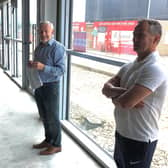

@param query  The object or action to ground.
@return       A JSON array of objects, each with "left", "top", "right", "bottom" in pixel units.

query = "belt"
[{"left": 43, "top": 81, "right": 58, "bottom": 85}]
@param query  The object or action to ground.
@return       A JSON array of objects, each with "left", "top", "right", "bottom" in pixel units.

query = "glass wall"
[
  {"left": 2, "top": 0, "right": 23, "bottom": 85},
  {"left": 16, "top": 0, "right": 23, "bottom": 80},
  {"left": 68, "top": 0, "right": 168, "bottom": 167},
  {"left": 69, "top": 0, "right": 124, "bottom": 156},
  {"left": 0, "top": 9, "right": 3, "bottom": 66},
  {"left": 29, "top": 0, "right": 37, "bottom": 61},
  {"left": 0, "top": 0, "right": 38, "bottom": 88},
  {"left": 1, "top": 0, "right": 37, "bottom": 88},
  {"left": 3, "top": 4, "right": 9, "bottom": 70}
]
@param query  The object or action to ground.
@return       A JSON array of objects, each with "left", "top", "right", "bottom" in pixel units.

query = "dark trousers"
[
  {"left": 34, "top": 81, "right": 61, "bottom": 147},
  {"left": 114, "top": 131, "right": 157, "bottom": 168}
]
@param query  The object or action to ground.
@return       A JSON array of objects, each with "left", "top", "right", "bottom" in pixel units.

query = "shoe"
[
  {"left": 33, "top": 140, "right": 51, "bottom": 149},
  {"left": 39, "top": 146, "right": 62, "bottom": 155}
]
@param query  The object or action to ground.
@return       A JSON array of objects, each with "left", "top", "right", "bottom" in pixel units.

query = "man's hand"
[
  {"left": 102, "top": 83, "right": 113, "bottom": 98},
  {"left": 134, "top": 101, "right": 145, "bottom": 108},
  {"left": 28, "top": 60, "right": 33, "bottom": 67},
  {"left": 102, "top": 82, "right": 126, "bottom": 98},
  {"left": 30, "top": 61, "right": 45, "bottom": 70}
]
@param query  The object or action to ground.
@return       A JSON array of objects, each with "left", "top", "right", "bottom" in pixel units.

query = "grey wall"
[
  {"left": 85, "top": 0, "right": 168, "bottom": 21},
  {"left": 150, "top": 0, "right": 168, "bottom": 19},
  {"left": 44, "top": 0, "right": 57, "bottom": 37}
]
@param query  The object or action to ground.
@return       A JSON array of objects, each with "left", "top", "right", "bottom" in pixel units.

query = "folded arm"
[
  {"left": 112, "top": 84, "right": 152, "bottom": 109},
  {"left": 102, "top": 75, "right": 150, "bottom": 109},
  {"left": 102, "top": 75, "right": 127, "bottom": 98}
]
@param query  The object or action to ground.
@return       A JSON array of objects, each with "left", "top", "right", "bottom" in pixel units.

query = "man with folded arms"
[{"left": 102, "top": 19, "right": 168, "bottom": 167}]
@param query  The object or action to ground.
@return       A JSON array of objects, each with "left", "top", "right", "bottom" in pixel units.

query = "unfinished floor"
[{"left": 0, "top": 69, "right": 102, "bottom": 168}]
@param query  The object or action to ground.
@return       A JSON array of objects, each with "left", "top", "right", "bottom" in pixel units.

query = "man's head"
[
  {"left": 133, "top": 19, "right": 162, "bottom": 59},
  {"left": 39, "top": 21, "right": 54, "bottom": 43}
]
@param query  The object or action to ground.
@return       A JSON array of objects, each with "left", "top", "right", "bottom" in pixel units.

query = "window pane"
[
  {"left": 0, "top": 10, "right": 2, "bottom": 66},
  {"left": 29, "top": 0, "right": 37, "bottom": 61},
  {"left": 69, "top": 56, "right": 119, "bottom": 155},
  {"left": 69, "top": 0, "right": 168, "bottom": 167},
  {"left": 17, "top": 0, "right": 22, "bottom": 40},
  {"left": 17, "top": 42, "right": 22, "bottom": 79}
]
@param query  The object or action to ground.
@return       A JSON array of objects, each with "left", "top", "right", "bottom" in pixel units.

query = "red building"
[
  {"left": 92, "top": 20, "right": 137, "bottom": 55},
  {"left": 72, "top": 20, "right": 137, "bottom": 55}
]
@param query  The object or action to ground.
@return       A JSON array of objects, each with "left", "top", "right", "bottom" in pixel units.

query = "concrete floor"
[{"left": 0, "top": 69, "right": 101, "bottom": 168}]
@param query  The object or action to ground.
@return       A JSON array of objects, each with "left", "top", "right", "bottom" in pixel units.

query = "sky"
[{"left": 73, "top": 0, "right": 86, "bottom": 22}]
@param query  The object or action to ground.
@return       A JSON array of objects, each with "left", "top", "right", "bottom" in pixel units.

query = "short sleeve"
[
  {"left": 117, "top": 62, "right": 132, "bottom": 78},
  {"left": 136, "top": 64, "right": 167, "bottom": 91}
]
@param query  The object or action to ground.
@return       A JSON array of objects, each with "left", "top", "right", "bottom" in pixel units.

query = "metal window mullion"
[
  {"left": 147, "top": 0, "right": 151, "bottom": 18},
  {"left": 1, "top": 6, "right": 5, "bottom": 67},
  {"left": 15, "top": 4, "right": 18, "bottom": 77},
  {"left": 22, "top": 0, "right": 29, "bottom": 89},
  {"left": 7, "top": 3, "right": 10, "bottom": 70},
  {"left": 67, "top": 50, "right": 125, "bottom": 67},
  {"left": 59, "top": 0, "right": 73, "bottom": 120}
]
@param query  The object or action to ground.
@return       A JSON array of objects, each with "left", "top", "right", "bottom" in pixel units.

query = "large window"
[
  {"left": 2, "top": 0, "right": 23, "bottom": 86},
  {"left": 1, "top": 0, "right": 37, "bottom": 88},
  {"left": 0, "top": 9, "right": 3, "bottom": 66},
  {"left": 16, "top": 0, "right": 22, "bottom": 80},
  {"left": 29, "top": 0, "right": 37, "bottom": 61},
  {"left": 68, "top": 0, "right": 168, "bottom": 167}
]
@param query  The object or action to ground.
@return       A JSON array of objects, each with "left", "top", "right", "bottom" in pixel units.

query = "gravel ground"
[{"left": 69, "top": 56, "right": 168, "bottom": 168}]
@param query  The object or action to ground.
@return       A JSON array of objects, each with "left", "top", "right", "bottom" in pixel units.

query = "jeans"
[
  {"left": 34, "top": 81, "right": 61, "bottom": 147},
  {"left": 114, "top": 131, "right": 157, "bottom": 168}
]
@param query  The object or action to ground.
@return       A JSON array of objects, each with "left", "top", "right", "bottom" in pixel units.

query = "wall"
[
  {"left": 44, "top": 0, "right": 57, "bottom": 37},
  {"left": 85, "top": 0, "right": 168, "bottom": 21},
  {"left": 157, "top": 20, "right": 168, "bottom": 56}
]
